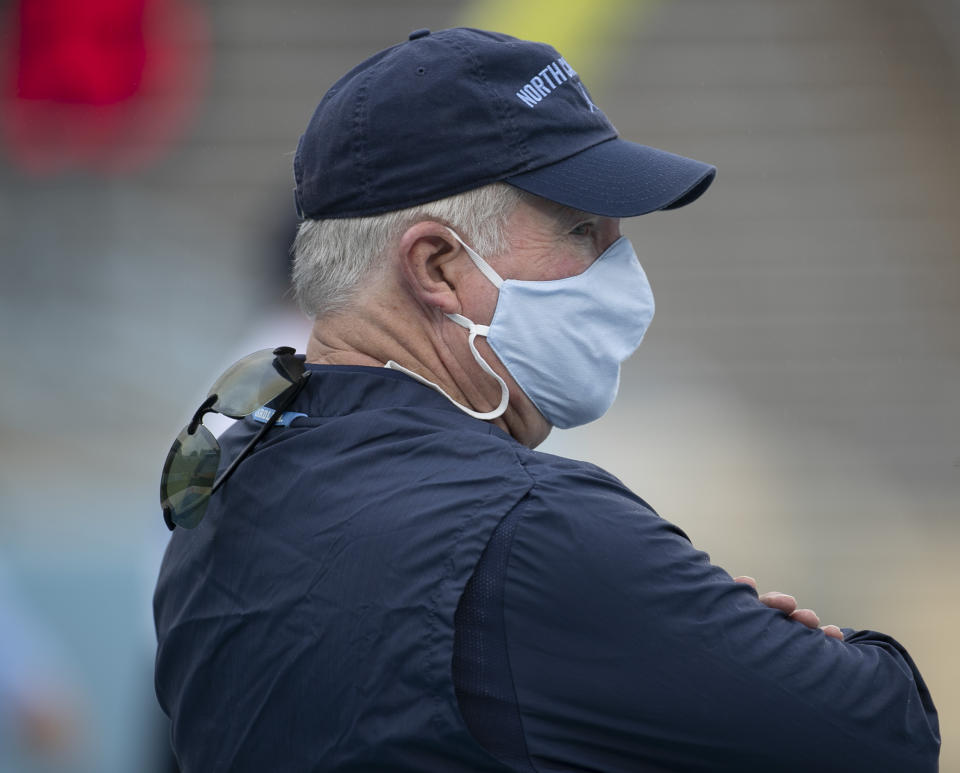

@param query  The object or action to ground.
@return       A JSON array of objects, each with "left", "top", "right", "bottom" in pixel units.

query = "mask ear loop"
[
  {"left": 384, "top": 228, "right": 510, "bottom": 421},
  {"left": 386, "top": 313, "right": 509, "bottom": 421},
  {"left": 444, "top": 313, "right": 510, "bottom": 419},
  {"left": 446, "top": 228, "right": 504, "bottom": 289}
]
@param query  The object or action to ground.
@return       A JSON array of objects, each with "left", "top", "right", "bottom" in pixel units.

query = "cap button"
[{"left": 408, "top": 28, "right": 430, "bottom": 41}]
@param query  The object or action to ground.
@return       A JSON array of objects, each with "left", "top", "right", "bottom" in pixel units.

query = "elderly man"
[{"left": 154, "top": 28, "right": 939, "bottom": 772}]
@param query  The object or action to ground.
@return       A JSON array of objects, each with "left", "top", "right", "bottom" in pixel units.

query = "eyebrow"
[{"left": 547, "top": 202, "right": 596, "bottom": 229}]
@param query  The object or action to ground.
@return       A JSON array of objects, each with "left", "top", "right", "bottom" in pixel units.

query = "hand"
[{"left": 734, "top": 576, "right": 844, "bottom": 640}]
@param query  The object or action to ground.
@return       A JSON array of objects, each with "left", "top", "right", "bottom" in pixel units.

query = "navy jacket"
[{"left": 154, "top": 365, "right": 939, "bottom": 772}]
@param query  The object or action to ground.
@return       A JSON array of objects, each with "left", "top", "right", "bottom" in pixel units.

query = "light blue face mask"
[{"left": 387, "top": 229, "right": 655, "bottom": 429}]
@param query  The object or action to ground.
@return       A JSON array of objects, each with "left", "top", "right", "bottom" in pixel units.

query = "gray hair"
[{"left": 291, "top": 183, "right": 525, "bottom": 318}]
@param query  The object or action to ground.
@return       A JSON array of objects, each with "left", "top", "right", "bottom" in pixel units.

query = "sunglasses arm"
[{"left": 209, "top": 371, "right": 312, "bottom": 497}]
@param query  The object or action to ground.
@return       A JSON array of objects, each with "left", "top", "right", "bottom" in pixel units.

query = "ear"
[{"left": 397, "top": 221, "right": 465, "bottom": 315}]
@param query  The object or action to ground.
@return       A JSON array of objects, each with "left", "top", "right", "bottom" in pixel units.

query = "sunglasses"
[{"left": 160, "top": 346, "right": 310, "bottom": 531}]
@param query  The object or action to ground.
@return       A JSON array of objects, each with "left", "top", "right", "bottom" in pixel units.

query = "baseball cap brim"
[{"left": 504, "top": 138, "right": 716, "bottom": 217}]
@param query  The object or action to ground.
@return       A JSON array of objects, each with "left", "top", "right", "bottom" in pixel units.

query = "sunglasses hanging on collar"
[{"left": 160, "top": 347, "right": 310, "bottom": 531}]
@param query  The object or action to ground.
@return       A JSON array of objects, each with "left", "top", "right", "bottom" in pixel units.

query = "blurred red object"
[{"left": 1, "top": 0, "right": 209, "bottom": 175}]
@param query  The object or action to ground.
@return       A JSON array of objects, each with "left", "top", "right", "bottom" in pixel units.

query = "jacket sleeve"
[{"left": 502, "top": 467, "right": 940, "bottom": 773}]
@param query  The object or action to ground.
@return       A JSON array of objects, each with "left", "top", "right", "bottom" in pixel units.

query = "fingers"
[
  {"left": 733, "top": 575, "right": 757, "bottom": 590},
  {"left": 821, "top": 624, "right": 844, "bottom": 640},
  {"left": 743, "top": 579, "right": 844, "bottom": 638},
  {"left": 765, "top": 596, "right": 841, "bottom": 636},
  {"left": 758, "top": 591, "right": 797, "bottom": 615},
  {"left": 789, "top": 608, "right": 820, "bottom": 629}
]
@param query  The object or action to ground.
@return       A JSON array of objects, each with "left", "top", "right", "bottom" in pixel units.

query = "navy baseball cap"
[{"left": 294, "top": 28, "right": 715, "bottom": 219}]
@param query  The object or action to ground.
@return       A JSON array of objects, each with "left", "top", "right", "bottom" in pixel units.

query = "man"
[{"left": 154, "top": 28, "right": 939, "bottom": 771}]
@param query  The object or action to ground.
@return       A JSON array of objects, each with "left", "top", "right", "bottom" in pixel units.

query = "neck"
[
  {"left": 304, "top": 295, "right": 497, "bottom": 407},
  {"left": 304, "top": 288, "right": 549, "bottom": 448}
]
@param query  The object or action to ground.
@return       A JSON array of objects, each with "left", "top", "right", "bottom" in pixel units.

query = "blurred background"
[{"left": 0, "top": 0, "right": 956, "bottom": 769}]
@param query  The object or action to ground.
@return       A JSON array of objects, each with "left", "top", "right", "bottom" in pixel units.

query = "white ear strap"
[
  {"left": 461, "top": 323, "right": 509, "bottom": 419},
  {"left": 383, "top": 231, "right": 508, "bottom": 421},
  {"left": 447, "top": 313, "right": 489, "bottom": 336},
  {"left": 384, "top": 316, "right": 508, "bottom": 422},
  {"left": 446, "top": 228, "right": 504, "bottom": 289}
]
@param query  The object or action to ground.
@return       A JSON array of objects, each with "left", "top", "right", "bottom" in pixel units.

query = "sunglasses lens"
[
  {"left": 207, "top": 349, "right": 297, "bottom": 418},
  {"left": 160, "top": 424, "right": 220, "bottom": 529}
]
